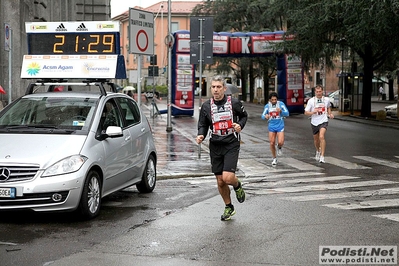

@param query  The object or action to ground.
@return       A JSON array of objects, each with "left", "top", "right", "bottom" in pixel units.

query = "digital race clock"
[
  {"left": 22, "top": 21, "right": 127, "bottom": 80},
  {"left": 25, "top": 21, "right": 121, "bottom": 55}
]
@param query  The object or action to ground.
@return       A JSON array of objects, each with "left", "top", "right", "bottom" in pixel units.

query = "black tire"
[
  {"left": 78, "top": 170, "right": 102, "bottom": 219},
  {"left": 136, "top": 154, "right": 156, "bottom": 193}
]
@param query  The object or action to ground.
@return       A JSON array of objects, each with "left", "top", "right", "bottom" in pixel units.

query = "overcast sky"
[
  {"left": 110, "top": 0, "right": 200, "bottom": 18},
  {"left": 111, "top": 0, "right": 162, "bottom": 17}
]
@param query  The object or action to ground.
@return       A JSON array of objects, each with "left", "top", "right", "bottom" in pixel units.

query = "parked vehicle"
[
  {"left": 0, "top": 81, "right": 157, "bottom": 219},
  {"left": 304, "top": 90, "right": 313, "bottom": 106},
  {"left": 328, "top": 90, "right": 340, "bottom": 108},
  {"left": 385, "top": 103, "right": 398, "bottom": 117}
]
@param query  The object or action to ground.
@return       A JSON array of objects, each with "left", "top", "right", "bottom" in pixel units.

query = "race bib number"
[
  {"left": 214, "top": 120, "right": 233, "bottom": 131},
  {"left": 269, "top": 107, "right": 279, "bottom": 119},
  {"left": 315, "top": 103, "right": 326, "bottom": 115}
]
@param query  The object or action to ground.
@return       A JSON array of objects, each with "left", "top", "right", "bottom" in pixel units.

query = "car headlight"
[{"left": 42, "top": 155, "right": 88, "bottom": 177}]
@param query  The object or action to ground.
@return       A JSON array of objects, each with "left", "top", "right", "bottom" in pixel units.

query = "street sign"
[
  {"left": 129, "top": 8, "right": 154, "bottom": 55},
  {"left": 190, "top": 17, "right": 213, "bottom": 65},
  {"left": 4, "top": 23, "right": 10, "bottom": 51}
]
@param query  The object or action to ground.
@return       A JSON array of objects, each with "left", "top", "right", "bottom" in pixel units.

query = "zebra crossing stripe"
[
  {"left": 354, "top": 156, "right": 399, "bottom": 168},
  {"left": 241, "top": 172, "right": 325, "bottom": 183},
  {"left": 373, "top": 213, "right": 399, "bottom": 222},
  {"left": 238, "top": 158, "right": 291, "bottom": 176},
  {"left": 182, "top": 171, "right": 325, "bottom": 185},
  {"left": 279, "top": 158, "right": 322, "bottom": 170},
  {"left": 246, "top": 175, "right": 361, "bottom": 188},
  {"left": 249, "top": 179, "right": 394, "bottom": 194},
  {"left": 324, "top": 157, "right": 370, "bottom": 169},
  {"left": 323, "top": 198, "right": 399, "bottom": 210},
  {"left": 283, "top": 186, "right": 399, "bottom": 201}
]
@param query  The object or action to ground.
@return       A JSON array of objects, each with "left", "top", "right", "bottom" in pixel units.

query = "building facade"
[{"left": 112, "top": 1, "right": 202, "bottom": 90}]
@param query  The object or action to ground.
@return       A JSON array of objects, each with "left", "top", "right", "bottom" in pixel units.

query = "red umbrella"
[{"left": 0, "top": 85, "right": 6, "bottom": 94}]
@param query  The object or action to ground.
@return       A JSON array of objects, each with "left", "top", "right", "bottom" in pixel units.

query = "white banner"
[{"left": 20, "top": 55, "right": 118, "bottom": 79}]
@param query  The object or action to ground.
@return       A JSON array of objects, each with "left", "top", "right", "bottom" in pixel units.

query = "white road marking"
[
  {"left": 245, "top": 175, "right": 361, "bottom": 189},
  {"left": 373, "top": 213, "right": 399, "bottom": 222},
  {"left": 323, "top": 157, "right": 371, "bottom": 169},
  {"left": 249, "top": 180, "right": 393, "bottom": 195},
  {"left": 283, "top": 186, "right": 399, "bottom": 201},
  {"left": 323, "top": 198, "right": 399, "bottom": 210},
  {"left": 238, "top": 158, "right": 292, "bottom": 176},
  {"left": 354, "top": 156, "right": 399, "bottom": 168},
  {"left": 279, "top": 157, "right": 323, "bottom": 171}
]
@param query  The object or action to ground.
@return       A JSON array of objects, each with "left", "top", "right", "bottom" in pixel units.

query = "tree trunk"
[
  {"left": 249, "top": 63, "right": 254, "bottom": 102},
  {"left": 241, "top": 68, "right": 247, "bottom": 102},
  {"left": 360, "top": 48, "right": 373, "bottom": 117},
  {"left": 263, "top": 63, "right": 269, "bottom": 104},
  {"left": 388, "top": 77, "right": 394, "bottom": 100}
]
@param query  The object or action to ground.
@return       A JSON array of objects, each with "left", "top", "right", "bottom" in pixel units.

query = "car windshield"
[{"left": 0, "top": 96, "right": 98, "bottom": 133}]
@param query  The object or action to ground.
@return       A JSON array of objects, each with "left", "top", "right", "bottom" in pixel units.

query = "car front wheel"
[
  {"left": 136, "top": 154, "right": 156, "bottom": 193},
  {"left": 78, "top": 170, "right": 102, "bottom": 219}
]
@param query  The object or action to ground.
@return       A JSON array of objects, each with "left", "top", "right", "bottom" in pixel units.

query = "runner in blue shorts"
[{"left": 261, "top": 92, "right": 289, "bottom": 165}]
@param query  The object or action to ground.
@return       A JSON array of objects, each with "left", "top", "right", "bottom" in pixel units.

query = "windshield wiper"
[{"left": 5, "top": 125, "right": 58, "bottom": 129}]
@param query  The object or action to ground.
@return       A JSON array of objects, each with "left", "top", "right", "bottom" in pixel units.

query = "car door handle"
[
  {"left": 141, "top": 128, "right": 145, "bottom": 132},
  {"left": 125, "top": 135, "right": 131, "bottom": 141}
]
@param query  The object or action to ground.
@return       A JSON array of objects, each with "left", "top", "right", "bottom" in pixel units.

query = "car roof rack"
[{"left": 25, "top": 79, "right": 118, "bottom": 96}]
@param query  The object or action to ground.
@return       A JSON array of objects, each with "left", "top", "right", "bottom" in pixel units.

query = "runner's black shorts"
[
  {"left": 209, "top": 140, "right": 240, "bottom": 174},
  {"left": 311, "top": 122, "right": 328, "bottom": 135}
]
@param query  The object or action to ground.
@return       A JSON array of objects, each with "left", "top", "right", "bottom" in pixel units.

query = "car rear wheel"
[
  {"left": 78, "top": 170, "right": 102, "bottom": 219},
  {"left": 136, "top": 154, "right": 156, "bottom": 193}
]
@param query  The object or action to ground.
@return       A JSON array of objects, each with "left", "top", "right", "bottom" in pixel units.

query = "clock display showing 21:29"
[{"left": 28, "top": 33, "right": 116, "bottom": 55}]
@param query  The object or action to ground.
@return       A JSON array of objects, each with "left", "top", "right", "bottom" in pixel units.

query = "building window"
[{"left": 171, "top": 22, "right": 179, "bottom": 33}]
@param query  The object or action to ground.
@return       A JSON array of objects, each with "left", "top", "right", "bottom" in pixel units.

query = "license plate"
[{"left": 0, "top": 187, "right": 16, "bottom": 198}]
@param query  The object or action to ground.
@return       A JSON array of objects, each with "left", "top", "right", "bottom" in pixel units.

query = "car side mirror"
[
  {"left": 105, "top": 126, "right": 123, "bottom": 138},
  {"left": 97, "top": 126, "right": 123, "bottom": 140}
]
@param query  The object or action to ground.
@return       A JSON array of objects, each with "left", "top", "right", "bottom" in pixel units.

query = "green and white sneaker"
[
  {"left": 221, "top": 206, "right": 236, "bottom": 221},
  {"left": 235, "top": 180, "right": 245, "bottom": 203}
]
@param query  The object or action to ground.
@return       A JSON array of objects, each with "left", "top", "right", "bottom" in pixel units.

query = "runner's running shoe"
[
  {"left": 315, "top": 151, "right": 321, "bottom": 161},
  {"left": 235, "top": 180, "right": 245, "bottom": 203},
  {"left": 277, "top": 146, "right": 283, "bottom": 156},
  {"left": 272, "top": 158, "right": 278, "bottom": 166},
  {"left": 319, "top": 156, "right": 325, "bottom": 163},
  {"left": 221, "top": 206, "right": 236, "bottom": 221}
]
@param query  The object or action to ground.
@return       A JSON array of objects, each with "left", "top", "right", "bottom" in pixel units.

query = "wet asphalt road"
[{"left": 1, "top": 98, "right": 399, "bottom": 266}]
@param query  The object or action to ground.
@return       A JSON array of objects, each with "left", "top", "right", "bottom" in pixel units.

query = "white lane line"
[
  {"left": 373, "top": 213, "right": 399, "bottom": 222},
  {"left": 238, "top": 159, "right": 292, "bottom": 176},
  {"left": 240, "top": 172, "right": 325, "bottom": 183},
  {"left": 182, "top": 172, "right": 325, "bottom": 185},
  {"left": 323, "top": 157, "right": 371, "bottom": 169},
  {"left": 245, "top": 176, "right": 361, "bottom": 189},
  {"left": 324, "top": 199, "right": 399, "bottom": 210},
  {"left": 279, "top": 157, "right": 323, "bottom": 171},
  {"left": 284, "top": 186, "right": 399, "bottom": 201},
  {"left": 250, "top": 180, "right": 393, "bottom": 195},
  {"left": 354, "top": 156, "right": 399, "bottom": 168}
]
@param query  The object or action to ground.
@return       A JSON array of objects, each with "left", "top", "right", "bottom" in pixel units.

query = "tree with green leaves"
[{"left": 270, "top": 0, "right": 399, "bottom": 117}]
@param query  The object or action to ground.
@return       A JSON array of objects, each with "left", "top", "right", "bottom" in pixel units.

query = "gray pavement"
[{"left": 141, "top": 97, "right": 399, "bottom": 180}]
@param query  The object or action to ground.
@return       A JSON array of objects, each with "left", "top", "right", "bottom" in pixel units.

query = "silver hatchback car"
[{"left": 0, "top": 81, "right": 157, "bottom": 219}]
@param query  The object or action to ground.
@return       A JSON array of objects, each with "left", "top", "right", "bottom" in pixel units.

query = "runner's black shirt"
[{"left": 197, "top": 95, "right": 248, "bottom": 144}]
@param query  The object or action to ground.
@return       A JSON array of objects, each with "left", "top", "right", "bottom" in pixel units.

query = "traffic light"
[
  {"left": 150, "top": 55, "right": 157, "bottom": 65},
  {"left": 148, "top": 66, "right": 159, "bottom": 76}
]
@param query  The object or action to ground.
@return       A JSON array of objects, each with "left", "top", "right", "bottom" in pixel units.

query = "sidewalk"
[{"left": 141, "top": 97, "right": 399, "bottom": 180}]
